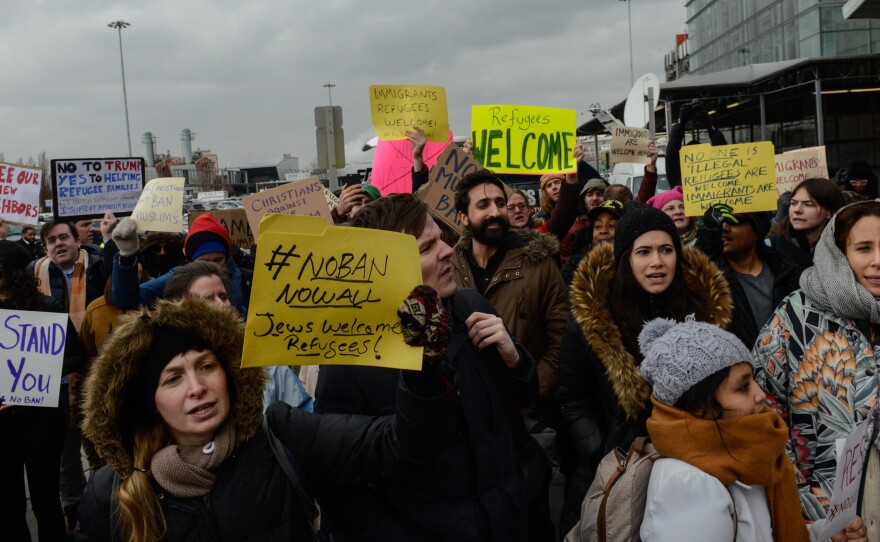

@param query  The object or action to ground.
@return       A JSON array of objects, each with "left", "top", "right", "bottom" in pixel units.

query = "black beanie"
[
  {"left": 613, "top": 201, "right": 681, "bottom": 264},
  {"left": 846, "top": 160, "right": 877, "bottom": 183},
  {"left": 0, "top": 240, "right": 32, "bottom": 272},
  {"left": 741, "top": 211, "right": 772, "bottom": 241}
]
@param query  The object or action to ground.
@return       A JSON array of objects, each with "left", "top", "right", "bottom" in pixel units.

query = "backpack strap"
[
  {"left": 262, "top": 415, "right": 319, "bottom": 532},
  {"left": 597, "top": 436, "right": 660, "bottom": 542}
]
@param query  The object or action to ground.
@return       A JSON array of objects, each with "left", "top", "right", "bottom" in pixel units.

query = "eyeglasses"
[{"left": 507, "top": 203, "right": 529, "bottom": 211}]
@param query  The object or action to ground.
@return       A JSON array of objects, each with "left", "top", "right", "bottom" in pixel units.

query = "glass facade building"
[{"left": 686, "top": 0, "right": 880, "bottom": 75}]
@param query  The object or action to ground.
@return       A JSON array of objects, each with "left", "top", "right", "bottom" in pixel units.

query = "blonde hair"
[{"left": 117, "top": 425, "right": 169, "bottom": 542}]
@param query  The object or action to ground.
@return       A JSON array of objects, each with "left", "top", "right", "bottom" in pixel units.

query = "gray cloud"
[{"left": 0, "top": 0, "right": 684, "bottom": 170}]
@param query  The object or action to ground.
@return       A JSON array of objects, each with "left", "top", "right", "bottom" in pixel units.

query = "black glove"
[
  {"left": 775, "top": 191, "right": 792, "bottom": 222},
  {"left": 691, "top": 100, "right": 709, "bottom": 128},
  {"left": 678, "top": 103, "right": 693, "bottom": 125},
  {"left": 702, "top": 203, "right": 739, "bottom": 231}
]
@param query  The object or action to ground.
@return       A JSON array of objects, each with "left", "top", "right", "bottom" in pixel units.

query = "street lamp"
[
  {"left": 323, "top": 83, "right": 336, "bottom": 106},
  {"left": 619, "top": 0, "right": 634, "bottom": 87},
  {"left": 108, "top": 20, "right": 132, "bottom": 157}
]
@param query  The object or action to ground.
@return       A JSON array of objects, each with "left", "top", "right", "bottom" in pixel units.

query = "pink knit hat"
[{"left": 646, "top": 186, "right": 684, "bottom": 210}]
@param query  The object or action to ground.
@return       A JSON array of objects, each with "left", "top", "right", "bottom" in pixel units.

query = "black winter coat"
[
  {"left": 314, "top": 288, "right": 539, "bottom": 541},
  {"left": 554, "top": 243, "right": 733, "bottom": 538},
  {"left": 76, "top": 384, "right": 459, "bottom": 542}
]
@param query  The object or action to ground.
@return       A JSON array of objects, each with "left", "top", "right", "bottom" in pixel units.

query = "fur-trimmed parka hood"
[
  {"left": 454, "top": 227, "right": 560, "bottom": 264},
  {"left": 82, "top": 296, "right": 266, "bottom": 477},
  {"left": 569, "top": 243, "right": 732, "bottom": 419},
  {"left": 140, "top": 231, "right": 184, "bottom": 252}
]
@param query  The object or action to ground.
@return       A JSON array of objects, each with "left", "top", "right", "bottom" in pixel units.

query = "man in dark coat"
[
  {"left": 16, "top": 225, "right": 45, "bottom": 260},
  {"left": 314, "top": 194, "right": 539, "bottom": 541}
]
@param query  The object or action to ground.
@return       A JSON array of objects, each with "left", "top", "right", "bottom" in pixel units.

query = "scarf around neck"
[
  {"left": 647, "top": 399, "right": 809, "bottom": 542},
  {"left": 36, "top": 249, "right": 88, "bottom": 332},
  {"left": 151, "top": 422, "right": 236, "bottom": 498},
  {"left": 801, "top": 203, "right": 880, "bottom": 323}
]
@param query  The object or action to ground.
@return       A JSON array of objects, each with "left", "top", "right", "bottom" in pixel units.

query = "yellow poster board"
[
  {"left": 242, "top": 214, "right": 424, "bottom": 370},
  {"left": 774, "top": 146, "right": 828, "bottom": 196},
  {"left": 370, "top": 85, "right": 449, "bottom": 142},
  {"left": 131, "top": 177, "right": 185, "bottom": 232},
  {"left": 470, "top": 105, "right": 577, "bottom": 174},
  {"left": 681, "top": 142, "right": 777, "bottom": 217}
]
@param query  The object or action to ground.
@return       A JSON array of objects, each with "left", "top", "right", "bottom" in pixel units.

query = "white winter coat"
[{"left": 640, "top": 458, "right": 773, "bottom": 542}]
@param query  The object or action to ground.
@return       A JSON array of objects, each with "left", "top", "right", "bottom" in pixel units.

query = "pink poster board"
[{"left": 370, "top": 131, "right": 453, "bottom": 195}]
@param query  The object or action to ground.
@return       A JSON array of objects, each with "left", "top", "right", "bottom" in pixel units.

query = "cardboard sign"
[
  {"left": 471, "top": 105, "right": 577, "bottom": 174},
  {"left": 680, "top": 142, "right": 778, "bottom": 217},
  {"left": 371, "top": 131, "right": 453, "bottom": 195},
  {"left": 0, "top": 309, "right": 68, "bottom": 408},
  {"left": 369, "top": 85, "right": 449, "bottom": 142},
  {"left": 188, "top": 209, "right": 255, "bottom": 249},
  {"left": 774, "top": 146, "right": 829, "bottom": 196},
  {"left": 610, "top": 126, "right": 652, "bottom": 165},
  {"left": 323, "top": 187, "right": 339, "bottom": 210},
  {"left": 51, "top": 158, "right": 145, "bottom": 220},
  {"left": 818, "top": 403, "right": 879, "bottom": 541},
  {"left": 417, "top": 144, "right": 484, "bottom": 232},
  {"left": 0, "top": 162, "right": 42, "bottom": 225},
  {"left": 131, "top": 177, "right": 185, "bottom": 232},
  {"left": 243, "top": 177, "right": 332, "bottom": 239},
  {"left": 241, "top": 214, "right": 423, "bottom": 370}
]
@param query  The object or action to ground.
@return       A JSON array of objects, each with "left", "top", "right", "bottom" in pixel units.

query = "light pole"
[
  {"left": 619, "top": 0, "right": 634, "bottom": 87},
  {"left": 108, "top": 20, "right": 132, "bottom": 157},
  {"left": 323, "top": 83, "right": 336, "bottom": 106}
]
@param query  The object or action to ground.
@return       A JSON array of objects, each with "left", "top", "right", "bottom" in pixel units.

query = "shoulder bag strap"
[{"left": 262, "top": 415, "right": 319, "bottom": 532}]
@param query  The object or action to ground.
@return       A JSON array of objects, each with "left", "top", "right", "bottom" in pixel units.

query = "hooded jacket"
[
  {"left": 554, "top": 243, "right": 732, "bottom": 537},
  {"left": 138, "top": 231, "right": 185, "bottom": 279},
  {"left": 451, "top": 228, "right": 568, "bottom": 403},
  {"left": 75, "top": 297, "right": 458, "bottom": 542}
]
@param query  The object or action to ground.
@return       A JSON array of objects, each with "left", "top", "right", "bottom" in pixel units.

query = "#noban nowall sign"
[{"left": 242, "top": 215, "right": 423, "bottom": 370}]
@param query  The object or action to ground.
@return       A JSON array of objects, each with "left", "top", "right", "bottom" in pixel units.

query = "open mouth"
[
  {"left": 864, "top": 275, "right": 880, "bottom": 286},
  {"left": 645, "top": 273, "right": 667, "bottom": 283},
  {"left": 188, "top": 402, "right": 216, "bottom": 417}
]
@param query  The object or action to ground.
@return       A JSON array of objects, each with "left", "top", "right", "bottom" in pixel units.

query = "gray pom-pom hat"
[{"left": 638, "top": 315, "right": 753, "bottom": 405}]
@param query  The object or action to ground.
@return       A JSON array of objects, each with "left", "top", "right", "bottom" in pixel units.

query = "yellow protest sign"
[
  {"left": 242, "top": 214, "right": 423, "bottom": 370},
  {"left": 131, "top": 177, "right": 185, "bottom": 232},
  {"left": 775, "top": 146, "right": 828, "bottom": 196},
  {"left": 370, "top": 85, "right": 449, "bottom": 142},
  {"left": 610, "top": 126, "right": 652, "bottom": 165},
  {"left": 242, "top": 177, "right": 332, "bottom": 239},
  {"left": 681, "top": 142, "right": 777, "bottom": 217},
  {"left": 471, "top": 105, "right": 577, "bottom": 174}
]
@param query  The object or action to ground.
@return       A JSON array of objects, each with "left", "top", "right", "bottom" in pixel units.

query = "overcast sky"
[{"left": 0, "top": 0, "right": 685, "bottom": 172}]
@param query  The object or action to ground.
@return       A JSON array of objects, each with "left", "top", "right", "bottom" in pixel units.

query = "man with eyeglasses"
[{"left": 27, "top": 218, "right": 105, "bottom": 535}]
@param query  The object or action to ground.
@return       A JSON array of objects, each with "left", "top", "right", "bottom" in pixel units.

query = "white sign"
[
  {"left": 0, "top": 162, "right": 42, "bottom": 225},
  {"left": 52, "top": 158, "right": 145, "bottom": 220},
  {"left": 818, "top": 403, "right": 879, "bottom": 541},
  {"left": 0, "top": 309, "right": 68, "bottom": 408}
]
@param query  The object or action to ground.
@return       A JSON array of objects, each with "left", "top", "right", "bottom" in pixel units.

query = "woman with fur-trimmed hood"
[
  {"left": 76, "top": 295, "right": 458, "bottom": 541},
  {"left": 555, "top": 201, "right": 733, "bottom": 538}
]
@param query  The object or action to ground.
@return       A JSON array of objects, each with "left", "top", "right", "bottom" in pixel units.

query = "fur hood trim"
[
  {"left": 454, "top": 228, "right": 559, "bottom": 264},
  {"left": 569, "top": 243, "right": 732, "bottom": 419},
  {"left": 82, "top": 296, "right": 267, "bottom": 477}
]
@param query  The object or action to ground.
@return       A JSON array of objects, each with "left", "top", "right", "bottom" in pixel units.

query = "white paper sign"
[
  {"left": 52, "top": 158, "right": 145, "bottom": 220},
  {"left": 0, "top": 309, "right": 68, "bottom": 408},
  {"left": 0, "top": 162, "right": 42, "bottom": 225},
  {"left": 818, "top": 402, "right": 879, "bottom": 541}
]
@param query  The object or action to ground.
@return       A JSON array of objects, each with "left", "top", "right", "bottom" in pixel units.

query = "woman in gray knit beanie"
[
  {"left": 637, "top": 316, "right": 823, "bottom": 542},
  {"left": 754, "top": 200, "right": 880, "bottom": 540}
]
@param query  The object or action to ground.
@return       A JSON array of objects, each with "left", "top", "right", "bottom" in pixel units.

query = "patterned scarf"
[
  {"left": 151, "top": 422, "right": 236, "bottom": 498},
  {"left": 800, "top": 204, "right": 880, "bottom": 324},
  {"left": 648, "top": 399, "right": 810, "bottom": 542},
  {"left": 36, "top": 249, "right": 88, "bottom": 332}
]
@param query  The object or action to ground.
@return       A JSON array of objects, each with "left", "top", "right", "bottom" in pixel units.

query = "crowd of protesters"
[{"left": 2, "top": 104, "right": 878, "bottom": 542}]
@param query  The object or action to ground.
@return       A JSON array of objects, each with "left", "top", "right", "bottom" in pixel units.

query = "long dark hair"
[
  {"left": 0, "top": 266, "right": 45, "bottom": 311},
  {"left": 609, "top": 243, "right": 707, "bottom": 360},
  {"left": 779, "top": 177, "right": 846, "bottom": 240},
  {"left": 673, "top": 366, "right": 732, "bottom": 420}
]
